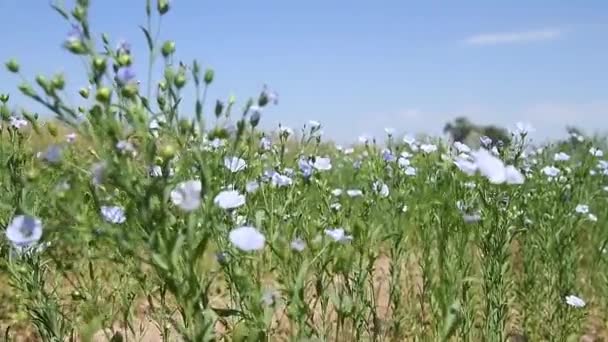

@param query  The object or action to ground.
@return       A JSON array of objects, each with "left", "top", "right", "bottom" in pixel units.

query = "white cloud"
[{"left": 464, "top": 28, "right": 563, "bottom": 46}]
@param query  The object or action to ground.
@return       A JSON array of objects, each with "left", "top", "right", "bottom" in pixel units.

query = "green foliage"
[{"left": 0, "top": 1, "right": 606, "bottom": 342}]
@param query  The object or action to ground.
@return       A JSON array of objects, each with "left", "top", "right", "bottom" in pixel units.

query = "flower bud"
[
  {"left": 214, "top": 100, "right": 224, "bottom": 118},
  {"left": 249, "top": 110, "right": 261, "bottom": 128},
  {"left": 0, "top": 94, "right": 9, "bottom": 103},
  {"left": 161, "top": 40, "right": 175, "bottom": 58},
  {"left": 35, "top": 75, "right": 49, "bottom": 91},
  {"left": 228, "top": 94, "right": 236, "bottom": 105},
  {"left": 157, "top": 0, "right": 170, "bottom": 15},
  {"left": 26, "top": 168, "right": 39, "bottom": 182},
  {"left": 65, "top": 40, "right": 87, "bottom": 54},
  {"left": 204, "top": 69, "right": 214, "bottom": 84},
  {"left": 5, "top": 59, "right": 19, "bottom": 73},
  {"left": 95, "top": 87, "right": 112, "bottom": 103}
]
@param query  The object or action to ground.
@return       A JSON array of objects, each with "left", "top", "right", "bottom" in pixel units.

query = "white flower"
[
  {"left": 420, "top": 144, "right": 437, "bottom": 153},
  {"left": 480, "top": 136, "right": 492, "bottom": 146},
  {"left": 214, "top": 190, "right": 246, "bottom": 210},
  {"left": 331, "top": 189, "right": 343, "bottom": 196},
  {"left": 149, "top": 165, "right": 163, "bottom": 177},
  {"left": 344, "top": 148, "right": 354, "bottom": 155},
  {"left": 565, "top": 295, "right": 586, "bottom": 308},
  {"left": 472, "top": 149, "right": 524, "bottom": 185},
  {"left": 246, "top": 181, "right": 260, "bottom": 193},
  {"left": 308, "top": 120, "right": 321, "bottom": 129},
  {"left": 313, "top": 157, "right": 332, "bottom": 171},
  {"left": 290, "top": 238, "right": 306, "bottom": 252},
  {"left": 384, "top": 127, "right": 395, "bottom": 136},
  {"left": 279, "top": 125, "right": 294, "bottom": 136},
  {"left": 398, "top": 157, "right": 411, "bottom": 168},
  {"left": 261, "top": 288, "right": 278, "bottom": 307},
  {"left": 229, "top": 226, "right": 265, "bottom": 251},
  {"left": 346, "top": 189, "right": 363, "bottom": 197},
  {"left": 325, "top": 228, "right": 353, "bottom": 243},
  {"left": 5, "top": 215, "right": 43, "bottom": 248},
  {"left": 224, "top": 157, "right": 247, "bottom": 172},
  {"left": 260, "top": 137, "right": 272, "bottom": 150},
  {"left": 170, "top": 180, "right": 202, "bottom": 211},
  {"left": 65, "top": 132, "right": 77, "bottom": 143},
  {"left": 100, "top": 206, "right": 126, "bottom": 224},
  {"left": 541, "top": 166, "right": 560, "bottom": 177},
  {"left": 271, "top": 173, "right": 293, "bottom": 187},
  {"left": 373, "top": 181, "right": 389, "bottom": 197},
  {"left": 330, "top": 202, "right": 342, "bottom": 211},
  {"left": 404, "top": 166, "right": 417, "bottom": 176},
  {"left": 514, "top": 122, "right": 534, "bottom": 135},
  {"left": 453, "top": 141, "right": 471, "bottom": 154},
  {"left": 590, "top": 147, "right": 603, "bottom": 157},
  {"left": 554, "top": 152, "right": 570, "bottom": 162},
  {"left": 403, "top": 134, "right": 416, "bottom": 146},
  {"left": 588, "top": 213, "right": 598, "bottom": 222},
  {"left": 10, "top": 116, "right": 28, "bottom": 129},
  {"left": 463, "top": 213, "right": 482, "bottom": 224},
  {"left": 575, "top": 204, "right": 589, "bottom": 214},
  {"left": 505, "top": 165, "right": 525, "bottom": 184},
  {"left": 454, "top": 158, "right": 477, "bottom": 176}
]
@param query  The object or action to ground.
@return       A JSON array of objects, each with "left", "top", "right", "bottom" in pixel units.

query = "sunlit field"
[{"left": 2, "top": 1, "right": 608, "bottom": 341}]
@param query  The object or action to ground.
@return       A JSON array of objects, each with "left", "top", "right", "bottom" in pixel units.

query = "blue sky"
[{"left": 1, "top": 0, "right": 607, "bottom": 143}]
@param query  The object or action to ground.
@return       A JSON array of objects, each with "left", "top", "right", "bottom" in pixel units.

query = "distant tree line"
[{"left": 443, "top": 116, "right": 511, "bottom": 146}]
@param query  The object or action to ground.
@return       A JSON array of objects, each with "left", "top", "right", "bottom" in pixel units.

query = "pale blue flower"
[
  {"left": 116, "top": 66, "right": 136, "bottom": 85},
  {"left": 229, "top": 226, "right": 265, "bottom": 251},
  {"left": 346, "top": 189, "right": 363, "bottom": 197},
  {"left": 246, "top": 180, "right": 260, "bottom": 193},
  {"left": 324, "top": 228, "right": 353, "bottom": 243},
  {"left": 373, "top": 181, "right": 389, "bottom": 197},
  {"left": 542, "top": 165, "right": 560, "bottom": 178},
  {"left": 404, "top": 166, "right": 417, "bottom": 176},
  {"left": 480, "top": 136, "right": 492, "bottom": 147},
  {"left": 554, "top": 152, "right": 570, "bottom": 162},
  {"left": 224, "top": 157, "right": 247, "bottom": 172},
  {"left": 271, "top": 173, "right": 293, "bottom": 187},
  {"left": 298, "top": 158, "right": 313, "bottom": 178},
  {"left": 100, "top": 206, "right": 126, "bottom": 224},
  {"left": 313, "top": 156, "right": 332, "bottom": 171},
  {"left": 565, "top": 295, "right": 586, "bottom": 308},
  {"left": 41, "top": 145, "right": 63, "bottom": 164},
  {"left": 5, "top": 215, "right": 43, "bottom": 249},
  {"left": 420, "top": 144, "right": 437, "bottom": 153},
  {"left": 290, "top": 238, "right": 306, "bottom": 252},
  {"left": 214, "top": 190, "right": 246, "bottom": 210},
  {"left": 170, "top": 180, "right": 202, "bottom": 211}
]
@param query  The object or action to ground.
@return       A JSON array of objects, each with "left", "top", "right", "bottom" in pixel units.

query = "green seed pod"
[
  {"left": 5, "top": 59, "right": 19, "bottom": 73},
  {"left": 157, "top": 0, "right": 170, "bottom": 15},
  {"left": 228, "top": 94, "right": 236, "bottom": 105},
  {"left": 121, "top": 84, "right": 138, "bottom": 99},
  {"left": 95, "top": 87, "right": 112, "bottom": 103},
  {"left": 159, "top": 144, "right": 176, "bottom": 160},
  {"left": 35, "top": 75, "right": 49, "bottom": 91},
  {"left": 93, "top": 57, "right": 106, "bottom": 73},
  {"left": 204, "top": 68, "right": 214, "bottom": 84},
  {"left": 79, "top": 87, "right": 90, "bottom": 98},
  {"left": 72, "top": 5, "right": 86, "bottom": 21},
  {"left": 117, "top": 53, "right": 131, "bottom": 67},
  {"left": 161, "top": 40, "right": 176, "bottom": 58},
  {"left": 51, "top": 74, "right": 65, "bottom": 90},
  {"left": 174, "top": 72, "right": 187, "bottom": 89},
  {"left": 0, "top": 93, "right": 9, "bottom": 103},
  {"left": 47, "top": 122, "right": 58, "bottom": 137},
  {"left": 65, "top": 40, "right": 87, "bottom": 55},
  {"left": 25, "top": 168, "right": 39, "bottom": 182},
  {"left": 18, "top": 83, "right": 36, "bottom": 97}
]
